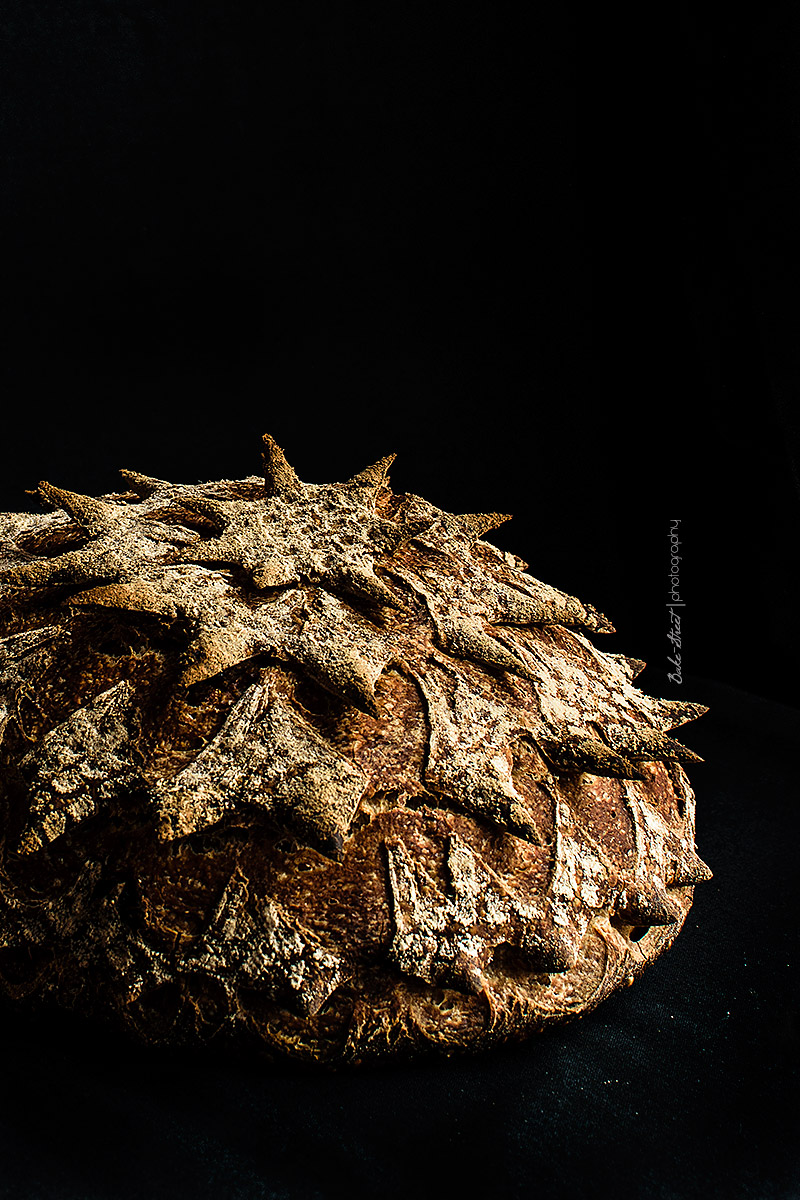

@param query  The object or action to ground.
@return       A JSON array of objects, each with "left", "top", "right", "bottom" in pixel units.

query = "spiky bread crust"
[{"left": 0, "top": 435, "right": 710, "bottom": 1065}]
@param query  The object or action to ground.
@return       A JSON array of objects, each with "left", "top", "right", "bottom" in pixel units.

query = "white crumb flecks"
[
  {"left": 385, "top": 833, "right": 525, "bottom": 993},
  {"left": 1, "top": 494, "right": 197, "bottom": 593},
  {"left": 17, "top": 680, "right": 141, "bottom": 855},
  {"left": 183, "top": 869, "right": 347, "bottom": 1016},
  {"left": 412, "top": 662, "right": 543, "bottom": 844},
  {"left": 613, "top": 782, "right": 685, "bottom": 926},
  {"left": 173, "top": 478, "right": 411, "bottom": 598},
  {"left": 0, "top": 624, "right": 63, "bottom": 746},
  {"left": 93, "top": 885, "right": 173, "bottom": 1005},
  {"left": 548, "top": 796, "right": 613, "bottom": 965},
  {"left": 290, "top": 589, "right": 397, "bottom": 716},
  {"left": 154, "top": 682, "right": 368, "bottom": 852},
  {"left": 68, "top": 565, "right": 296, "bottom": 687},
  {"left": 401, "top": 498, "right": 613, "bottom": 634}
]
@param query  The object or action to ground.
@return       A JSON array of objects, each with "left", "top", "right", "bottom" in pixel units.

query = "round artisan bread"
[{"left": 0, "top": 435, "right": 710, "bottom": 1064}]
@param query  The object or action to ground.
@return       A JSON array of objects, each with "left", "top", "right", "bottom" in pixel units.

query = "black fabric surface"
[{"left": 0, "top": 677, "right": 796, "bottom": 1200}]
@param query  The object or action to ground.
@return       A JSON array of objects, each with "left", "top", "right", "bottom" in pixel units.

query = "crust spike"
[
  {"left": 119, "top": 469, "right": 169, "bottom": 497},
  {"left": 330, "top": 564, "right": 406, "bottom": 610},
  {"left": 17, "top": 680, "right": 139, "bottom": 855},
  {"left": 346, "top": 453, "right": 396, "bottom": 489},
  {"left": 540, "top": 731, "right": 645, "bottom": 780},
  {"left": 453, "top": 512, "right": 512, "bottom": 539},
  {"left": 614, "top": 883, "right": 683, "bottom": 927},
  {"left": 490, "top": 586, "right": 554, "bottom": 626},
  {"left": 2, "top": 550, "right": 119, "bottom": 591},
  {"left": 262, "top": 433, "right": 302, "bottom": 497},
  {"left": 650, "top": 699, "right": 710, "bottom": 731},
  {"left": 607, "top": 653, "right": 647, "bottom": 680},
  {"left": 154, "top": 684, "right": 367, "bottom": 856},
  {"left": 603, "top": 723, "right": 704, "bottom": 764},
  {"left": 437, "top": 616, "right": 534, "bottom": 679},
  {"left": 172, "top": 491, "right": 233, "bottom": 531},
  {"left": 291, "top": 641, "right": 382, "bottom": 717},
  {"left": 67, "top": 580, "right": 178, "bottom": 617},
  {"left": 499, "top": 586, "right": 614, "bottom": 634},
  {"left": 670, "top": 851, "right": 713, "bottom": 886},
  {"left": 582, "top": 604, "right": 615, "bottom": 634},
  {"left": 37, "top": 482, "right": 118, "bottom": 536}
]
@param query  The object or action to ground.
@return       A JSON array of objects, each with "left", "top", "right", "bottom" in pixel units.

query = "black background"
[
  {"left": 2, "top": 3, "right": 799, "bottom": 712},
  {"left": 0, "top": 5, "right": 798, "bottom": 1198}
]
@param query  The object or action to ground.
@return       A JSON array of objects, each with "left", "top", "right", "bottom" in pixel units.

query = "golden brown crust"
[{"left": 0, "top": 437, "right": 710, "bottom": 1064}]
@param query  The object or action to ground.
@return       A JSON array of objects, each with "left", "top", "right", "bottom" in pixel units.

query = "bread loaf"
[{"left": 0, "top": 435, "right": 710, "bottom": 1063}]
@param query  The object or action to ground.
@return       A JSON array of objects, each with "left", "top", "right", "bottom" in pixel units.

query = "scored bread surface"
[{"left": 0, "top": 435, "right": 710, "bottom": 1064}]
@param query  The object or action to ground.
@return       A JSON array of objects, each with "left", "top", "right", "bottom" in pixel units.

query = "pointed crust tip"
[
  {"left": 261, "top": 433, "right": 302, "bottom": 496},
  {"left": 173, "top": 490, "right": 232, "bottom": 531},
  {"left": 656, "top": 699, "right": 710, "bottom": 730},
  {"left": 119, "top": 469, "right": 166, "bottom": 496},
  {"left": 36, "top": 481, "right": 115, "bottom": 532},
  {"left": 454, "top": 512, "right": 512, "bottom": 539},
  {"left": 347, "top": 453, "right": 397, "bottom": 488},
  {"left": 604, "top": 723, "right": 704, "bottom": 765},
  {"left": 671, "top": 853, "right": 713, "bottom": 886},
  {"left": 540, "top": 732, "right": 646, "bottom": 781}
]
